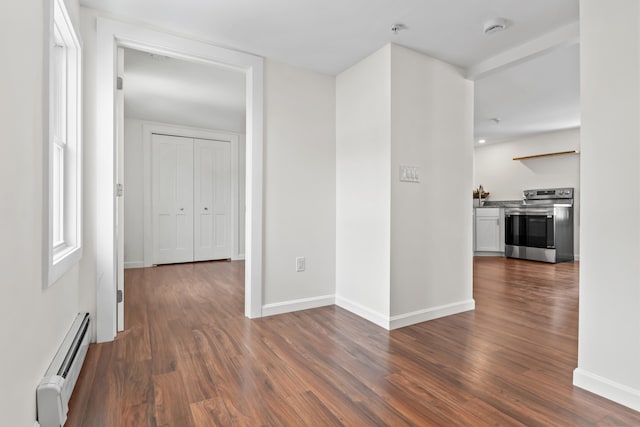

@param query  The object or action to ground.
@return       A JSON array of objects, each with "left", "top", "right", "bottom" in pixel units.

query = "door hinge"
[
  {"left": 116, "top": 183, "right": 124, "bottom": 197},
  {"left": 117, "top": 289, "right": 123, "bottom": 303},
  {"left": 117, "top": 76, "right": 123, "bottom": 90}
]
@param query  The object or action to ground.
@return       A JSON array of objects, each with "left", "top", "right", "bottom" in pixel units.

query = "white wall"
[
  {"left": 574, "top": 0, "right": 640, "bottom": 411},
  {"left": 81, "top": 9, "right": 337, "bottom": 325},
  {"left": 123, "top": 118, "right": 145, "bottom": 265},
  {"left": 336, "top": 45, "right": 392, "bottom": 323},
  {"left": 123, "top": 118, "right": 246, "bottom": 266},
  {"left": 474, "top": 128, "right": 581, "bottom": 256},
  {"left": 78, "top": 7, "right": 100, "bottom": 338},
  {"left": 0, "top": 0, "right": 85, "bottom": 425},
  {"left": 262, "top": 60, "right": 336, "bottom": 313},
  {"left": 474, "top": 129, "right": 580, "bottom": 200},
  {"left": 389, "top": 45, "right": 474, "bottom": 321},
  {"left": 336, "top": 44, "right": 474, "bottom": 328}
]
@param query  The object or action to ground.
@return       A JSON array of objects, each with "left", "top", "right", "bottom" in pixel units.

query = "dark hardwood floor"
[{"left": 66, "top": 257, "right": 640, "bottom": 426}]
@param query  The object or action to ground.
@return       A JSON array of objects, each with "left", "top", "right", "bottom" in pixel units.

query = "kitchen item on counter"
[
  {"left": 473, "top": 185, "right": 490, "bottom": 206},
  {"left": 504, "top": 188, "right": 574, "bottom": 263},
  {"left": 472, "top": 191, "right": 490, "bottom": 199}
]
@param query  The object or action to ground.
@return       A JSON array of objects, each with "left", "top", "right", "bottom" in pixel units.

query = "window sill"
[{"left": 47, "top": 244, "right": 82, "bottom": 287}]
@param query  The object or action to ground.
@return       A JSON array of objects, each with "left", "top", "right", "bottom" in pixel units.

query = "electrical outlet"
[{"left": 296, "top": 257, "right": 306, "bottom": 272}]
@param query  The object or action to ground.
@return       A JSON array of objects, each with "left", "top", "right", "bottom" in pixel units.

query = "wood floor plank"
[
  {"left": 148, "top": 317, "right": 178, "bottom": 375},
  {"left": 69, "top": 342, "right": 120, "bottom": 427},
  {"left": 66, "top": 258, "right": 640, "bottom": 426},
  {"left": 116, "top": 360, "right": 155, "bottom": 426},
  {"left": 171, "top": 328, "right": 219, "bottom": 405},
  {"left": 153, "top": 371, "right": 195, "bottom": 427},
  {"left": 190, "top": 397, "right": 239, "bottom": 426},
  {"left": 64, "top": 344, "right": 102, "bottom": 427}
]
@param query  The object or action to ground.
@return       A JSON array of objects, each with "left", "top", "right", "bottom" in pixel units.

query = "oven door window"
[
  {"left": 505, "top": 214, "right": 526, "bottom": 246},
  {"left": 526, "top": 215, "right": 554, "bottom": 248},
  {"left": 505, "top": 214, "right": 554, "bottom": 248}
]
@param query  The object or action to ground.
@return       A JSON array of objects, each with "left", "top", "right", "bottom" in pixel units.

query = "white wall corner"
[
  {"left": 389, "top": 300, "right": 476, "bottom": 330},
  {"left": 573, "top": 368, "right": 640, "bottom": 412},
  {"left": 262, "top": 295, "right": 335, "bottom": 317},
  {"left": 335, "top": 295, "right": 390, "bottom": 330}
]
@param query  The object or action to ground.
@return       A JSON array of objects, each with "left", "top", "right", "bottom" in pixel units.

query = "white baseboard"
[
  {"left": 124, "top": 261, "right": 144, "bottom": 269},
  {"left": 335, "top": 296, "right": 475, "bottom": 330},
  {"left": 335, "top": 296, "right": 390, "bottom": 329},
  {"left": 389, "top": 299, "right": 476, "bottom": 330},
  {"left": 231, "top": 254, "right": 245, "bottom": 261},
  {"left": 473, "top": 253, "right": 581, "bottom": 261},
  {"left": 474, "top": 252, "right": 505, "bottom": 257},
  {"left": 573, "top": 368, "right": 640, "bottom": 412},
  {"left": 262, "top": 294, "right": 335, "bottom": 317}
]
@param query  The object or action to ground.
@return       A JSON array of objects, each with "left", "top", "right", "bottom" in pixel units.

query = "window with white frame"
[{"left": 46, "top": 0, "right": 82, "bottom": 287}]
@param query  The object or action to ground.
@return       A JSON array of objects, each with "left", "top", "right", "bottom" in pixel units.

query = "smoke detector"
[
  {"left": 391, "top": 23, "right": 408, "bottom": 35},
  {"left": 483, "top": 18, "right": 508, "bottom": 35}
]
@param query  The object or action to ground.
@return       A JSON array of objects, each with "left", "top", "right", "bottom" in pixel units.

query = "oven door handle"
[{"left": 505, "top": 208, "right": 555, "bottom": 215}]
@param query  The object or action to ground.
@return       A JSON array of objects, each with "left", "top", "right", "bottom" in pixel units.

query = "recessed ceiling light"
[
  {"left": 478, "top": 139, "right": 486, "bottom": 144},
  {"left": 484, "top": 18, "right": 508, "bottom": 35}
]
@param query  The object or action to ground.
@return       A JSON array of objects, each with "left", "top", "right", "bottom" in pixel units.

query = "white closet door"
[
  {"left": 194, "top": 138, "right": 231, "bottom": 261},
  {"left": 152, "top": 134, "right": 194, "bottom": 264}
]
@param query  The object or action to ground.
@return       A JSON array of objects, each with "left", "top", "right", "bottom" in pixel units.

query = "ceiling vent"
[{"left": 484, "top": 18, "right": 508, "bottom": 35}]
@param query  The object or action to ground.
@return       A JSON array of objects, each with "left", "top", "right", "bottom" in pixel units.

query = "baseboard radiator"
[{"left": 37, "top": 313, "right": 90, "bottom": 427}]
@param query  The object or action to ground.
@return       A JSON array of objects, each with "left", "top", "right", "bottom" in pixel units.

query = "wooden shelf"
[{"left": 513, "top": 150, "right": 579, "bottom": 161}]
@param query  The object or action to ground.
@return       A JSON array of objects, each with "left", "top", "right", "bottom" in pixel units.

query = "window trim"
[{"left": 44, "top": 0, "right": 83, "bottom": 287}]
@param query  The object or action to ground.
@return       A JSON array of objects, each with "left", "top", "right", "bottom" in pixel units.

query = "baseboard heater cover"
[{"left": 37, "top": 312, "right": 90, "bottom": 427}]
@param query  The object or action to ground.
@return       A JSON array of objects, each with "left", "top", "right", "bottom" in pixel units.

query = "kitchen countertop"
[{"left": 474, "top": 200, "right": 522, "bottom": 208}]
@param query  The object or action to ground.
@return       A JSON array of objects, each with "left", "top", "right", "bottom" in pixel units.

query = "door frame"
[
  {"left": 116, "top": 47, "right": 125, "bottom": 332},
  {"left": 96, "top": 18, "right": 264, "bottom": 342},
  {"left": 145, "top": 124, "right": 241, "bottom": 266}
]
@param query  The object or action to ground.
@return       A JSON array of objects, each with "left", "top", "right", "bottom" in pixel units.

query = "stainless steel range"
[{"left": 504, "top": 188, "right": 574, "bottom": 263}]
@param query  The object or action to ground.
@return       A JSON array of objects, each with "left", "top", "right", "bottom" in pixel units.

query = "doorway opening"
[
  {"left": 116, "top": 46, "right": 248, "bottom": 331},
  {"left": 96, "top": 18, "right": 264, "bottom": 342}
]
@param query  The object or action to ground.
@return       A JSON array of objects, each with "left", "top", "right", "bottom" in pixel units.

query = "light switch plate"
[
  {"left": 400, "top": 165, "right": 420, "bottom": 183},
  {"left": 296, "top": 257, "right": 306, "bottom": 272}
]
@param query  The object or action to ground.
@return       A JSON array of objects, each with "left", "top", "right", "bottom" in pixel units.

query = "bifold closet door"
[
  {"left": 194, "top": 138, "right": 231, "bottom": 261},
  {"left": 152, "top": 134, "right": 194, "bottom": 264}
]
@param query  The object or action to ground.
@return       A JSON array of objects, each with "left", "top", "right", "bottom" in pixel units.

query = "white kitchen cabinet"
[{"left": 474, "top": 207, "right": 504, "bottom": 253}]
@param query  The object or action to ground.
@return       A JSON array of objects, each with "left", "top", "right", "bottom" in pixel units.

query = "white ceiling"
[
  {"left": 475, "top": 43, "right": 580, "bottom": 143},
  {"left": 123, "top": 48, "right": 246, "bottom": 131},
  {"left": 85, "top": 0, "right": 581, "bottom": 142},
  {"left": 82, "top": 0, "right": 578, "bottom": 75}
]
